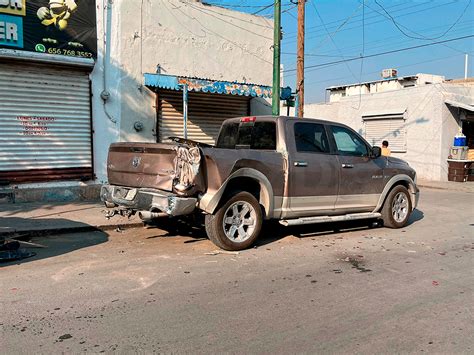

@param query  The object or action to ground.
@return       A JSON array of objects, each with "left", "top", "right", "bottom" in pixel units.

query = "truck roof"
[{"left": 223, "top": 115, "right": 348, "bottom": 128}]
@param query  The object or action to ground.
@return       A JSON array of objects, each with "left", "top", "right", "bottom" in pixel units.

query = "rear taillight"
[{"left": 240, "top": 116, "right": 256, "bottom": 123}]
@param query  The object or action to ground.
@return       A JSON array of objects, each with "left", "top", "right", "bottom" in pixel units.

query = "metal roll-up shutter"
[
  {"left": 158, "top": 89, "right": 250, "bottom": 145},
  {"left": 364, "top": 118, "right": 407, "bottom": 152},
  {"left": 0, "top": 63, "right": 93, "bottom": 183}
]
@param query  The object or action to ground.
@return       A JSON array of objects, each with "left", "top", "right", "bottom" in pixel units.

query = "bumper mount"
[{"left": 100, "top": 185, "right": 197, "bottom": 217}]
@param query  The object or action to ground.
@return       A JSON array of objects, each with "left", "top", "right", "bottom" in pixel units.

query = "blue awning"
[{"left": 144, "top": 73, "right": 273, "bottom": 98}]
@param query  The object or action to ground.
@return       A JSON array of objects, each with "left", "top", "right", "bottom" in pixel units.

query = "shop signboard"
[{"left": 0, "top": 0, "right": 96, "bottom": 58}]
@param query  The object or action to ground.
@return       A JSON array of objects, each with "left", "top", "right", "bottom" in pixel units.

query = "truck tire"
[
  {"left": 381, "top": 185, "right": 412, "bottom": 228},
  {"left": 205, "top": 191, "right": 263, "bottom": 251}
]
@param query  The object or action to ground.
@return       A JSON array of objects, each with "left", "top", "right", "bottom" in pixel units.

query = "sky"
[{"left": 203, "top": 0, "right": 474, "bottom": 103}]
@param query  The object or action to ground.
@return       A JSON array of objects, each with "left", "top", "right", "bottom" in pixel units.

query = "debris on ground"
[
  {"left": 0, "top": 237, "right": 37, "bottom": 262},
  {"left": 205, "top": 250, "right": 240, "bottom": 256}
]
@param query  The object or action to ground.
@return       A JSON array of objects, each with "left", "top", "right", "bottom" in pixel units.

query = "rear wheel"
[
  {"left": 205, "top": 191, "right": 263, "bottom": 251},
  {"left": 381, "top": 185, "right": 412, "bottom": 228}
]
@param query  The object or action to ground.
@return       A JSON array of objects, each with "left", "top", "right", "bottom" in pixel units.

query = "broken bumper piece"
[{"left": 100, "top": 185, "right": 197, "bottom": 216}]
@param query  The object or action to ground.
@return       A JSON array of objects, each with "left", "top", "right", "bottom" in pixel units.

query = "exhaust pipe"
[{"left": 138, "top": 211, "right": 166, "bottom": 221}]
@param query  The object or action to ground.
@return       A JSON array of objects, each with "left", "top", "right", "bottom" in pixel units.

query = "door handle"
[
  {"left": 342, "top": 163, "right": 354, "bottom": 168},
  {"left": 294, "top": 161, "right": 308, "bottom": 167}
]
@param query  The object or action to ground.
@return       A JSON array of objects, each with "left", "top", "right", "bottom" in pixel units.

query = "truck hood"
[{"left": 386, "top": 156, "right": 410, "bottom": 167}]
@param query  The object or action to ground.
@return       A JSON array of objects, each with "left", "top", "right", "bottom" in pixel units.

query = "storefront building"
[
  {"left": 0, "top": 0, "right": 97, "bottom": 197},
  {"left": 0, "top": 0, "right": 274, "bottom": 202}
]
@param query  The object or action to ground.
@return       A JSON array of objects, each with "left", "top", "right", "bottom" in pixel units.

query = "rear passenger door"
[
  {"left": 287, "top": 121, "right": 340, "bottom": 218},
  {"left": 329, "top": 125, "right": 384, "bottom": 212}
]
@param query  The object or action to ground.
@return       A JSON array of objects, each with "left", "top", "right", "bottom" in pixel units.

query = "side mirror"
[{"left": 371, "top": 146, "right": 382, "bottom": 158}]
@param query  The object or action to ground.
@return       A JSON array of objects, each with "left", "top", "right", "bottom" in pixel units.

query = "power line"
[
  {"left": 203, "top": 2, "right": 274, "bottom": 8},
  {"left": 186, "top": 2, "right": 273, "bottom": 28},
  {"left": 285, "top": 0, "right": 413, "bottom": 36},
  {"left": 166, "top": 0, "right": 272, "bottom": 64},
  {"left": 185, "top": 2, "right": 273, "bottom": 39},
  {"left": 363, "top": 0, "right": 469, "bottom": 55},
  {"left": 374, "top": 0, "right": 472, "bottom": 41},
  {"left": 284, "top": 0, "right": 459, "bottom": 44},
  {"left": 284, "top": 34, "right": 474, "bottom": 73},
  {"left": 304, "top": 53, "right": 473, "bottom": 87},
  {"left": 300, "top": 19, "right": 474, "bottom": 58},
  {"left": 252, "top": 3, "right": 274, "bottom": 15},
  {"left": 309, "top": 0, "right": 359, "bottom": 81}
]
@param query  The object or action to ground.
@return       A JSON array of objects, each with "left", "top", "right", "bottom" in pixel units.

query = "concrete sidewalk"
[
  {"left": 417, "top": 180, "right": 474, "bottom": 193},
  {"left": 0, "top": 201, "right": 143, "bottom": 237},
  {"left": 0, "top": 181, "right": 472, "bottom": 237}
]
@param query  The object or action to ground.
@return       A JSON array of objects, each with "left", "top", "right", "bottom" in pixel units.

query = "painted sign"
[
  {"left": 0, "top": 0, "right": 96, "bottom": 58},
  {"left": 0, "top": 0, "right": 26, "bottom": 16},
  {"left": 17, "top": 115, "right": 55, "bottom": 136},
  {"left": 0, "top": 13, "right": 23, "bottom": 47}
]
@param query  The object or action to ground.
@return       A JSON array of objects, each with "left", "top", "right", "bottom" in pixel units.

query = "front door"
[
  {"left": 329, "top": 125, "right": 385, "bottom": 212},
  {"left": 286, "top": 121, "right": 340, "bottom": 218}
]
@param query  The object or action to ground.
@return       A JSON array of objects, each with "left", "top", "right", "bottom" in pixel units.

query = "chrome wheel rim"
[
  {"left": 222, "top": 201, "right": 257, "bottom": 243},
  {"left": 392, "top": 192, "right": 409, "bottom": 223}
]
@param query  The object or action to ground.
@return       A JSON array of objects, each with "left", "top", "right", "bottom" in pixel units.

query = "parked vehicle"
[{"left": 101, "top": 116, "right": 419, "bottom": 250}]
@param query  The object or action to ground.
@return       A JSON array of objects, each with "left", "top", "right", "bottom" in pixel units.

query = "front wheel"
[
  {"left": 205, "top": 191, "right": 263, "bottom": 251},
  {"left": 381, "top": 185, "right": 412, "bottom": 228}
]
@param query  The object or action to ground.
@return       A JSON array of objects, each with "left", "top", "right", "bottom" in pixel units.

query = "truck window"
[
  {"left": 216, "top": 122, "right": 239, "bottom": 149},
  {"left": 330, "top": 125, "right": 368, "bottom": 156},
  {"left": 217, "top": 121, "right": 276, "bottom": 150},
  {"left": 294, "top": 122, "right": 330, "bottom": 153},
  {"left": 250, "top": 122, "right": 276, "bottom": 150}
]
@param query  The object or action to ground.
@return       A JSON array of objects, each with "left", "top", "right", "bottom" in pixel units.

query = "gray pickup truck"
[{"left": 101, "top": 116, "right": 419, "bottom": 250}]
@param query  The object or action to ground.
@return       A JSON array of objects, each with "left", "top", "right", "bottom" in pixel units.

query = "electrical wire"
[
  {"left": 284, "top": 34, "right": 474, "bottom": 73},
  {"left": 252, "top": 3, "right": 274, "bottom": 15},
  {"left": 167, "top": 1, "right": 273, "bottom": 64},
  {"left": 374, "top": 0, "right": 472, "bottom": 41},
  {"left": 185, "top": 2, "right": 272, "bottom": 28},
  {"left": 284, "top": 0, "right": 459, "bottom": 44},
  {"left": 185, "top": 2, "right": 273, "bottom": 39},
  {"left": 304, "top": 53, "right": 473, "bottom": 87},
  {"left": 293, "top": 20, "right": 474, "bottom": 60},
  {"left": 310, "top": 0, "right": 359, "bottom": 82}
]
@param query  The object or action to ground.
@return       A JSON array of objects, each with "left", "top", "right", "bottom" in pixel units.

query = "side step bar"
[{"left": 279, "top": 212, "right": 382, "bottom": 227}]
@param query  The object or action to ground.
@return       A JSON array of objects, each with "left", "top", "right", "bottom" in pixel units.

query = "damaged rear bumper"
[{"left": 100, "top": 184, "right": 197, "bottom": 216}]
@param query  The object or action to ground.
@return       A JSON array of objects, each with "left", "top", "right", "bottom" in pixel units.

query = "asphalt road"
[{"left": 1, "top": 188, "right": 473, "bottom": 354}]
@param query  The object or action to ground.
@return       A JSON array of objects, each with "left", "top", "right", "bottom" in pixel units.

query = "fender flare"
[
  {"left": 373, "top": 174, "right": 418, "bottom": 212},
  {"left": 199, "top": 168, "right": 275, "bottom": 219}
]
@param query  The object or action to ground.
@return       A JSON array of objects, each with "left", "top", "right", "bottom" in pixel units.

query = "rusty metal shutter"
[
  {"left": 0, "top": 63, "right": 93, "bottom": 183},
  {"left": 364, "top": 118, "right": 407, "bottom": 153},
  {"left": 158, "top": 89, "right": 250, "bottom": 145}
]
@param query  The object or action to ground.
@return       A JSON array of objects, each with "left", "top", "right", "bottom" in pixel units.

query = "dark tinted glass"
[
  {"left": 250, "top": 122, "right": 276, "bottom": 150},
  {"left": 331, "top": 125, "right": 368, "bottom": 156},
  {"left": 294, "top": 122, "right": 330, "bottom": 153},
  {"left": 217, "top": 121, "right": 276, "bottom": 150},
  {"left": 216, "top": 122, "right": 239, "bottom": 148}
]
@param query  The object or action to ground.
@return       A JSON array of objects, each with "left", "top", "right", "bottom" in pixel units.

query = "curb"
[
  {"left": 417, "top": 184, "right": 474, "bottom": 193},
  {"left": 0, "top": 222, "right": 144, "bottom": 240}
]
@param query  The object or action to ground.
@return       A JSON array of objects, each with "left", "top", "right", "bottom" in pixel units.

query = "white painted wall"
[
  {"left": 117, "top": 0, "right": 272, "bottom": 140},
  {"left": 90, "top": 0, "right": 273, "bottom": 182},
  {"left": 305, "top": 83, "right": 468, "bottom": 181}
]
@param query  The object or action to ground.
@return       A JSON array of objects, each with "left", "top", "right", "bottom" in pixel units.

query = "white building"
[
  {"left": 305, "top": 73, "right": 474, "bottom": 181},
  {"left": 0, "top": 0, "right": 273, "bottom": 202}
]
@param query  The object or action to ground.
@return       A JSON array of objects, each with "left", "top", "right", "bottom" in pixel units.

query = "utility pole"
[
  {"left": 272, "top": 0, "right": 281, "bottom": 116},
  {"left": 296, "top": 0, "right": 305, "bottom": 117}
]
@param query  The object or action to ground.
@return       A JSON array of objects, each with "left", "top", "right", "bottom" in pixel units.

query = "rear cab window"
[{"left": 216, "top": 119, "right": 276, "bottom": 150}]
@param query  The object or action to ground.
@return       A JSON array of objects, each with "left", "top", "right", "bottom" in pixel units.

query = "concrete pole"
[
  {"left": 296, "top": 0, "right": 305, "bottom": 117},
  {"left": 465, "top": 53, "right": 468, "bottom": 79},
  {"left": 272, "top": 0, "right": 281, "bottom": 116},
  {"left": 183, "top": 84, "right": 188, "bottom": 139}
]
